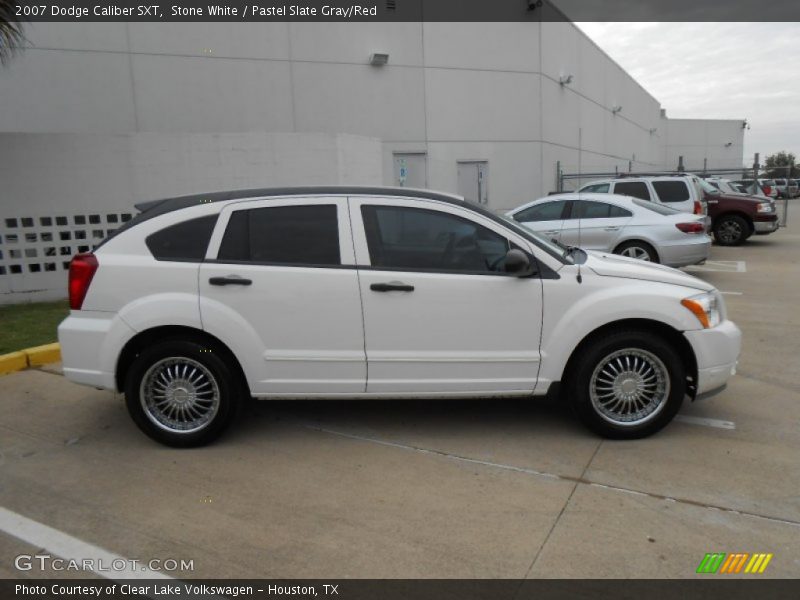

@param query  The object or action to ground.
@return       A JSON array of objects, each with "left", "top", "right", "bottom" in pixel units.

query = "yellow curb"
[
  {"left": 26, "top": 342, "right": 62, "bottom": 367},
  {"left": 0, "top": 343, "right": 61, "bottom": 375},
  {"left": 0, "top": 351, "right": 28, "bottom": 376}
]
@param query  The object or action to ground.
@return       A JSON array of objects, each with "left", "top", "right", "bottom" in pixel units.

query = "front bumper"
[
  {"left": 754, "top": 217, "right": 779, "bottom": 234},
  {"left": 683, "top": 319, "right": 742, "bottom": 398}
]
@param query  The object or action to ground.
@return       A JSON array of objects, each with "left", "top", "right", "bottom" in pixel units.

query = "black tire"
[
  {"left": 565, "top": 330, "right": 685, "bottom": 439},
  {"left": 713, "top": 214, "right": 749, "bottom": 246},
  {"left": 613, "top": 240, "right": 659, "bottom": 263},
  {"left": 124, "top": 339, "right": 241, "bottom": 447}
]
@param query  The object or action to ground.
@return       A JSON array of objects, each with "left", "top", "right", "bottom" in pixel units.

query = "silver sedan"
[{"left": 506, "top": 193, "right": 711, "bottom": 267}]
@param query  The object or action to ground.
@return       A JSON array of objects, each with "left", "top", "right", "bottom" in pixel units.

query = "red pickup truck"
[{"left": 699, "top": 179, "right": 779, "bottom": 245}]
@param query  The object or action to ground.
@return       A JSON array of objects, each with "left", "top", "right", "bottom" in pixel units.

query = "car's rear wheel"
[
  {"left": 713, "top": 215, "right": 749, "bottom": 246},
  {"left": 566, "top": 330, "right": 685, "bottom": 439},
  {"left": 614, "top": 241, "right": 658, "bottom": 263},
  {"left": 124, "top": 339, "right": 240, "bottom": 447}
]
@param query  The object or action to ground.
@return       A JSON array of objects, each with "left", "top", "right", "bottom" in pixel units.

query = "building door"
[
  {"left": 393, "top": 153, "right": 427, "bottom": 188},
  {"left": 457, "top": 161, "right": 489, "bottom": 205}
]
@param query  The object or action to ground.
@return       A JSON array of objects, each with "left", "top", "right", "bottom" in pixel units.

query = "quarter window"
[
  {"left": 513, "top": 201, "right": 568, "bottom": 223},
  {"left": 361, "top": 205, "right": 511, "bottom": 274},
  {"left": 652, "top": 181, "right": 691, "bottom": 203},
  {"left": 145, "top": 215, "right": 218, "bottom": 261},
  {"left": 613, "top": 181, "right": 651, "bottom": 201},
  {"left": 218, "top": 205, "right": 340, "bottom": 266},
  {"left": 581, "top": 183, "right": 610, "bottom": 193},
  {"left": 571, "top": 201, "right": 632, "bottom": 219}
]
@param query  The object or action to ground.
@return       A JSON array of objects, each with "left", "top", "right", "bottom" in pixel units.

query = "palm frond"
[{"left": 0, "top": 0, "right": 27, "bottom": 65}]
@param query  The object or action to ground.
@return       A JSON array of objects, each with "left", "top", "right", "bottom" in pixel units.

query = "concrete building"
[{"left": 0, "top": 21, "right": 744, "bottom": 302}]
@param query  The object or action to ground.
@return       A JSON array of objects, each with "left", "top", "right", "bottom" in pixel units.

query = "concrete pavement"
[{"left": 1, "top": 224, "right": 799, "bottom": 579}]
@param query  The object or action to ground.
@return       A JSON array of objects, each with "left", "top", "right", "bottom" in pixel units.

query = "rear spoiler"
[{"left": 133, "top": 198, "right": 169, "bottom": 213}]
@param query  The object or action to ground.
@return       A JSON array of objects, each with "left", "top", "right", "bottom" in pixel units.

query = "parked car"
[
  {"left": 506, "top": 193, "right": 711, "bottom": 267},
  {"left": 791, "top": 179, "right": 800, "bottom": 198},
  {"left": 773, "top": 178, "right": 798, "bottom": 198},
  {"left": 697, "top": 178, "right": 779, "bottom": 245},
  {"left": 703, "top": 178, "right": 745, "bottom": 195},
  {"left": 733, "top": 179, "right": 778, "bottom": 199},
  {"left": 578, "top": 174, "right": 706, "bottom": 216},
  {"left": 58, "top": 186, "right": 741, "bottom": 445}
]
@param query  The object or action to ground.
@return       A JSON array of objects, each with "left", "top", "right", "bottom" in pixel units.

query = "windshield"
[
  {"left": 497, "top": 214, "right": 574, "bottom": 263},
  {"left": 632, "top": 198, "right": 681, "bottom": 215}
]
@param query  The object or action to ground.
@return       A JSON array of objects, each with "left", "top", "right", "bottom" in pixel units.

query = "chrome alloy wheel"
[
  {"left": 140, "top": 357, "right": 220, "bottom": 434},
  {"left": 620, "top": 246, "right": 651, "bottom": 261},
  {"left": 717, "top": 219, "right": 743, "bottom": 244},
  {"left": 589, "top": 348, "right": 670, "bottom": 426}
]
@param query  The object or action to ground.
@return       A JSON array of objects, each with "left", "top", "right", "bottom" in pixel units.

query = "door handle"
[
  {"left": 543, "top": 230, "right": 560, "bottom": 235},
  {"left": 604, "top": 226, "right": 621, "bottom": 231},
  {"left": 370, "top": 282, "right": 415, "bottom": 292},
  {"left": 209, "top": 276, "right": 252, "bottom": 286}
]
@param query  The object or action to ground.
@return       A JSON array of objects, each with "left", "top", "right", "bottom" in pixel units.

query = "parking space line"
[
  {"left": 720, "top": 291, "right": 743, "bottom": 296},
  {"left": 685, "top": 260, "right": 747, "bottom": 273},
  {"left": 302, "top": 423, "right": 800, "bottom": 529},
  {"left": 674, "top": 415, "right": 736, "bottom": 430},
  {"left": 0, "top": 505, "right": 173, "bottom": 580}
]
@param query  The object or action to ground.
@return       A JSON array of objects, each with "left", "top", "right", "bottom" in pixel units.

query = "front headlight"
[
  {"left": 681, "top": 292, "right": 721, "bottom": 328},
  {"left": 757, "top": 202, "right": 774, "bottom": 213}
]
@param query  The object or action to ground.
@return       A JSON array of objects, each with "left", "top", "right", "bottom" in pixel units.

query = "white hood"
[{"left": 584, "top": 250, "right": 714, "bottom": 292}]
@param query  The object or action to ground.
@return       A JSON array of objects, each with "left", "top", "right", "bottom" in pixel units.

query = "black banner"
[
  {"left": 3, "top": 580, "right": 800, "bottom": 600},
  {"left": 6, "top": 0, "right": 800, "bottom": 22}
]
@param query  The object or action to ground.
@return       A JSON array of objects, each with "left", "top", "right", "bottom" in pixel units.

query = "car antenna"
[{"left": 576, "top": 127, "right": 583, "bottom": 283}]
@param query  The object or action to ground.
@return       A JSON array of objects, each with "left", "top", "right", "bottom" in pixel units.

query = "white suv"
[
  {"left": 58, "top": 187, "right": 741, "bottom": 446},
  {"left": 579, "top": 175, "right": 706, "bottom": 215}
]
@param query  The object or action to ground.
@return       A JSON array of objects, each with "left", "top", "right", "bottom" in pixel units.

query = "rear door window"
[
  {"left": 652, "top": 180, "right": 691, "bottom": 203},
  {"left": 513, "top": 200, "right": 569, "bottom": 222},
  {"left": 218, "top": 205, "right": 340, "bottom": 266},
  {"left": 613, "top": 181, "right": 651, "bottom": 201}
]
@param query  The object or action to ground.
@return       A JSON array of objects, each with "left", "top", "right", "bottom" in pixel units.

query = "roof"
[
  {"left": 133, "top": 186, "right": 464, "bottom": 215},
  {"left": 108, "top": 186, "right": 473, "bottom": 245},
  {"left": 108, "top": 185, "right": 568, "bottom": 264}
]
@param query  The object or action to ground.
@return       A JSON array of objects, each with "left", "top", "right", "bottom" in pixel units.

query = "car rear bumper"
[
  {"left": 58, "top": 311, "right": 135, "bottom": 390},
  {"left": 683, "top": 319, "right": 741, "bottom": 398},
  {"left": 659, "top": 237, "right": 712, "bottom": 267}
]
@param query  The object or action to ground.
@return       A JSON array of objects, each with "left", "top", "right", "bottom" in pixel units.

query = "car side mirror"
[{"left": 504, "top": 249, "right": 536, "bottom": 277}]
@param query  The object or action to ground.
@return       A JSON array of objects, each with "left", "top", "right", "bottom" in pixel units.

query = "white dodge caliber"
[{"left": 58, "top": 187, "right": 741, "bottom": 447}]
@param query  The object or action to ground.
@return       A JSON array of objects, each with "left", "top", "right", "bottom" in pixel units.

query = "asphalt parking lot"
[{"left": 1, "top": 222, "right": 799, "bottom": 580}]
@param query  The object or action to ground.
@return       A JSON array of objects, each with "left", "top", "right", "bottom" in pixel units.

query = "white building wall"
[
  {"left": 663, "top": 118, "right": 747, "bottom": 171},
  {"left": 0, "top": 22, "right": 745, "bottom": 301}
]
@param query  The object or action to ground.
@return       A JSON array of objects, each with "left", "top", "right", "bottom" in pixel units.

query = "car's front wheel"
[
  {"left": 713, "top": 214, "right": 749, "bottom": 246},
  {"left": 566, "top": 330, "right": 685, "bottom": 439},
  {"left": 124, "top": 339, "right": 240, "bottom": 447}
]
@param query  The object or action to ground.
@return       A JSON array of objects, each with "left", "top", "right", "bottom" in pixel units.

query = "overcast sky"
[{"left": 576, "top": 22, "right": 800, "bottom": 164}]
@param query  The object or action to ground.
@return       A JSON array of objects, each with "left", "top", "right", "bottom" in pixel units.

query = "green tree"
[
  {"left": 763, "top": 151, "right": 798, "bottom": 179},
  {"left": 0, "top": 0, "right": 25, "bottom": 65}
]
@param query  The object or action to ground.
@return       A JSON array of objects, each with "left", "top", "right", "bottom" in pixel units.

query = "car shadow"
[{"left": 232, "top": 393, "right": 583, "bottom": 442}]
